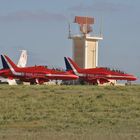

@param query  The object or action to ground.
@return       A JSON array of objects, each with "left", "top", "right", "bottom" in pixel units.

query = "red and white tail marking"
[
  {"left": 66, "top": 57, "right": 82, "bottom": 76},
  {"left": 17, "top": 50, "right": 27, "bottom": 67}
]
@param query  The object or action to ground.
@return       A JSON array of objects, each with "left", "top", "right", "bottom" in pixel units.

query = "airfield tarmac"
[{"left": 0, "top": 85, "right": 140, "bottom": 140}]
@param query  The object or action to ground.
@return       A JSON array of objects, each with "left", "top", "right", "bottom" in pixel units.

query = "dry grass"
[{"left": 0, "top": 85, "right": 140, "bottom": 140}]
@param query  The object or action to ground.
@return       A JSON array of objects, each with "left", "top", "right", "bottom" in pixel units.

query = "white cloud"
[
  {"left": 0, "top": 11, "right": 66, "bottom": 22},
  {"left": 69, "top": 1, "right": 132, "bottom": 13}
]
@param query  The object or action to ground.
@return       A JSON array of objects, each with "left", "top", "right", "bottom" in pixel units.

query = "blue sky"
[{"left": 0, "top": 0, "right": 140, "bottom": 82}]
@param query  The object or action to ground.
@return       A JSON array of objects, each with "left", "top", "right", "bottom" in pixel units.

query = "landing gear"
[
  {"left": 97, "top": 79, "right": 100, "bottom": 85},
  {"left": 35, "top": 79, "right": 44, "bottom": 85},
  {"left": 110, "top": 82, "right": 115, "bottom": 86},
  {"left": 125, "top": 81, "right": 131, "bottom": 86},
  {"left": 30, "top": 81, "right": 37, "bottom": 85}
]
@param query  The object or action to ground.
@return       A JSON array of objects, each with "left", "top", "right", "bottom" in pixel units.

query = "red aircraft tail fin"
[
  {"left": 2, "top": 55, "right": 19, "bottom": 72},
  {"left": 64, "top": 57, "right": 81, "bottom": 74}
]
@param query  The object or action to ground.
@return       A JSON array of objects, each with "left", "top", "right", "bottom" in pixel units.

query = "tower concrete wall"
[{"left": 71, "top": 36, "right": 102, "bottom": 69}]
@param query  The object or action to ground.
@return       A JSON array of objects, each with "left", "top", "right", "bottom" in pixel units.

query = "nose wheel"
[
  {"left": 125, "top": 81, "right": 131, "bottom": 86},
  {"left": 35, "top": 79, "right": 44, "bottom": 85}
]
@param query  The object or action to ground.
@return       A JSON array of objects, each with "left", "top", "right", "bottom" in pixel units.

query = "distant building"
[{"left": 69, "top": 16, "right": 103, "bottom": 68}]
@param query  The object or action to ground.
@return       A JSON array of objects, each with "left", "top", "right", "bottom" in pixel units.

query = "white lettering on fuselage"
[{"left": 20, "top": 72, "right": 44, "bottom": 77}]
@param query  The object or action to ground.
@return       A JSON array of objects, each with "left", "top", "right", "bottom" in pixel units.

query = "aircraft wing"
[
  {"left": 19, "top": 77, "right": 49, "bottom": 84},
  {"left": 0, "top": 69, "right": 9, "bottom": 76},
  {"left": 86, "top": 76, "right": 110, "bottom": 84}
]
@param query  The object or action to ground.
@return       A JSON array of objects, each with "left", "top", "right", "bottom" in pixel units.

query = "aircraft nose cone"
[
  {"left": 129, "top": 75, "right": 137, "bottom": 81},
  {"left": 132, "top": 76, "right": 137, "bottom": 81}
]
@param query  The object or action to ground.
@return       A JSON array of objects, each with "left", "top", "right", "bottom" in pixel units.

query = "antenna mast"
[
  {"left": 99, "top": 17, "right": 103, "bottom": 37},
  {"left": 68, "top": 22, "right": 71, "bottom": 39}
]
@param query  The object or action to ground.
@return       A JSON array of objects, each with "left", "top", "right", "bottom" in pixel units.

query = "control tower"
[{"left": 69, "top": 16, "right": 103, "bottom": 68}]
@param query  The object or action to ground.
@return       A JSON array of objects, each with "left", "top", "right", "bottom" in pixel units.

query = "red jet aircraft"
[
  {"left": 0, "top": 55, "right": 78, "bottom": 84},
  {"left": 64, "top": 57, "right": 137, "bottom": 85}
]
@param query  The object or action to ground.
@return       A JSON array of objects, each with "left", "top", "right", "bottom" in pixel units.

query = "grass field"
[{"left": 0, "top": 85, "right": 140, "bottom": 140}]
